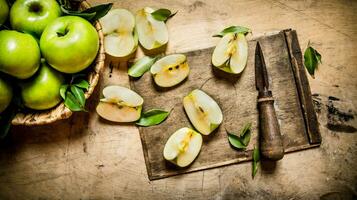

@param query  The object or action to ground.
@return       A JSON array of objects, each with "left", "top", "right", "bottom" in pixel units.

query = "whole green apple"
[
  {"left": 21, "top": 61, "right": 64, "bottom": 110},
  {"left": 0, "top": 30, "right": 40, "bottom": 79},
  {"left": 10, "top": 0, "right": 61, "bottom": 37},
  {"left": 0, "top": 0, "right": 9, "bottom": 25},
  {"left": 0, "top": 76, "right": 13, "bottom": 113},
  {"left": 40, "top": 16, "right": 99, "bottom": 74}
]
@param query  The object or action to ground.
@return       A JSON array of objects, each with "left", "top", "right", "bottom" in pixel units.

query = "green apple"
[
  {"left": 0, "top": 30, "right": 40, "bottom": 79},
  {"left": 183, "top": 89, "right": 223, "bottom": 135},
  {"left": 0, "top": 0, "right": 9, "bottom": 25},
  {"left": 0, "top": 77, "right": 13, "bottom": 113},
  {"left": 163, "top": 127, "right": 202, "bottom": 167},
  {"left": 212, "top": 33, "right": 248, "bottom": 74},
  {"left": 40, "top": 16, "right": 99, "bottom": 74},
  {"left": 99, "top": 9, "right": 138, "bottom": 59},
  {"left": 150, "top": 54, "right": 190, "bottom": 87},
  {"left": 96, "top": 85, "right": 144, "bottom": 122},
  {"left": 135, "top": 7, "right": 168, "bottom": 50},
  {"left": 10, "top": 0, "right": 61, "bottom": 37},
  {"left": 21, "top": 61, "right": 64, "bottom": 110}
]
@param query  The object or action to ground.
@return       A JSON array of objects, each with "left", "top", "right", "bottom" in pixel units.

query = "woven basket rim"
[{"left": 11, "top": 0, "right": 105, "bottom": 126}]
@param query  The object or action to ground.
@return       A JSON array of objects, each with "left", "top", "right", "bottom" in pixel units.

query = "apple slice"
[
  {"left": 212, "top": 33, "right": 248, "bottom": 74},
  {"left": 150, "top": 54, "right": 189, "bottom": 87},
  {"left": 183, "top": 89, "right": 223, "bottom": 135},
  {"left": 96, "top": 85, "right": 143, "bottom": 122},
  {"left": 99, "top": 9, "right": 138, "bottom": 58},
  {"left": 163, "top": 127, "right": 202, "bottom": 167},
  {"left": 135, "top": 7, "right": 168, "bottom": 50}
]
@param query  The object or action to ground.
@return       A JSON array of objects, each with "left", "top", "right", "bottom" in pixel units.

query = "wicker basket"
[{"left": 11, "top": 1, "right": 105, "bottom": 126}]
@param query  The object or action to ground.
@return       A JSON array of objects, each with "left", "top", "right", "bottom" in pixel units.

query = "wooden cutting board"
[{"left": 130, "top": 29, "right": 321, "bottom": 180}]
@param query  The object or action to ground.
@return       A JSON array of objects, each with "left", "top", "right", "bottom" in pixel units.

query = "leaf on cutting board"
[
  {"left": 304, "top": 42, "right": 322, "bottom": 78},
  {"left": 151, "top": 8, "right": 177, "bottom": 22},
  {"left": 252, "top": 146, "right": 260, "bottom": 178},
  {"left": 128, "top": 56, "right": 159, "bottom": 78},
  {"left": 136, "top": 109, "right": 170, "bottom": 127},
  {"left": 213, "top": 26, "right": 251, "bottom": 37},
  {"left": 226, "top": 122, "right": 252, "bottom": 149}
]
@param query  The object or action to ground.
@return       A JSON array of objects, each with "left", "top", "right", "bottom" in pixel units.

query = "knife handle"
[{"left": 258, "top": 94, "right": 284, "bottom": 160}]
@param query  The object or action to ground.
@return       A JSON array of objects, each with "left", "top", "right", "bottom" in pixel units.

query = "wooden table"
[{"left": 1, "top": 0, "right": 356, "bottom": 199}]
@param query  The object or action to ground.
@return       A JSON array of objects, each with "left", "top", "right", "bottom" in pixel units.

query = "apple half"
[
  {"left": 150, "top": 54, "right": 189, "bottom": 87},
  {"left": 96, "top": 85, "right": 143, "bottom": 122},
  {"left": 163, "top": 127, "right": 202, "bottom": 167},
  {"left": 183, "top": 89, "right": 223, "bottom": 135},
  {"left": 212, "top": 33, "right": 248, "bottom": 74},
  {"left": 135, "top": 7, "right": 168, "bottom": 50},
  {"left": 99, "top": 9, "right": 138, "bottom": 58}
]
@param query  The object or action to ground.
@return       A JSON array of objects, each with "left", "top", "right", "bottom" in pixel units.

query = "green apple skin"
[
  {"left": 10, "top": 0, "right": 61, "bottom": 37},
  {"left": 0, "top": 77, "right": 13, "bottom": 113},
  {"left": 0, "top": 0, "right": 9, "bottom": 25},
  {"left": 21, "top": 62, "right": 64, "bottom": 110},
  {"left": 0, "top": 30, "right": 40, "bottom": 79},
  {"left": 40, "top": 16, "right": 99, "bottom": 74}
]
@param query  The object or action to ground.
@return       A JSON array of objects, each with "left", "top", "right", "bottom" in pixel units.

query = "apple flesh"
[
  {"left": 96, "top": 85, "right": 144, "bottom": 122},
  {"left": 100, "top": 9, "right": 138, "bottom": 59},
  {"left": 183, "top": 89, "right": 223, "bottom": 135},
  {"left": 163, "top": 127, "right": 202, "bottom": 167},
  {"left": 212, "top": 33, "right": 248, "bottom": 74},
  {"left": 40, "top": 16, "right": 99, "bottom": 74},
  {"left": 150, "top": 54, "right": 189, "bottom": 87},
  {"left": 10, "top": 0, "right": 61, "bottom": 37},
  {"left": 135, "top": 7, "right": 168, "bottom": 50},
  {"left": 21, "top": 62, "right": 64, "bottom": 110},
  {"left": 0, "top": 30, "right": 40, "bottom": 79},
  {"left": 0, "top": 0, "right": 9, "bottom": 25},
  {"left": 0, "top": 77, "right": 12, "bottom": 113}
]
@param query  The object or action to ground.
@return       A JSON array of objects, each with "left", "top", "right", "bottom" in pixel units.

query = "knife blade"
[{"left": 255, "top": 41, "right": 284, "bottom": 161}]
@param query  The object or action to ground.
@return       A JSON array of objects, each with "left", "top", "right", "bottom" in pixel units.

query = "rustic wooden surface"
[
  {"left": 132, "top": 31, "right": 319, "bottom": 180},
  {"left": 0, "top": 0, "right": 356, "bottom": 199}
]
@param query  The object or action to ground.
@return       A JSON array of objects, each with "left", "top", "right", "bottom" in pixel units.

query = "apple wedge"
[
  {"left": 150, "top": 54, "right": 189, "bottom": 87},
  {"left": 163, "top": 127, "right": 202, "bottom": 167},
  {"left": 96, "top": 85, "right": 143, "bottom": 122},
  {"left": 183, "top": 89, "right": 223, "bottom": 135},
  {"left": 135, "top": 7, "right": 168, "bottom": 50},
  {"left": 99, "top": 9, "right": 138, "bottom": 58},
  {"left": 212, "top": 33, "right": 248, "bottom": 74}
]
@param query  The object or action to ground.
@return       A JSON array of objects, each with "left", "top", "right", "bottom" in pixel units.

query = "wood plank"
[{"left": 131, "top": 30, "right": 315, "bottom": 180}]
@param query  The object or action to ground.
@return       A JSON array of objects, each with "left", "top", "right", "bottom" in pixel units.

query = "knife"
[{"left": 255, "top": 41, "right": 284, "bottom": 161}]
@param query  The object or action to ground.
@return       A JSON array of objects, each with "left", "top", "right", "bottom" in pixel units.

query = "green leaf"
[
  {"left": 60, "top": 6, "right": 97, "bottom": 21},
  {"left": 128, "top": 56, "right": 158, "bottom": 78},
  {"left": 74, "top": 79, "right": 89, "bottom": 90},
  {"left": 70, "top": 85, "right": 85, "bottom": 107},
  {"left": 304, "top": 43, "right": 322, "bottom": 78},
  {"left": 252, "top": 146, "right": 260, "bottom": 178},
  {"left": 213, "top": 26, "right": 251, "bottom": 37},
  {"left": 151, "top": 8, "right": 177, "bottom": 22},
  {"left": 240, "top": 122, "right": 252, "bottom": 137},
  {"left": 60, "top": 84, "right": 68, "bottom": 100},
  {"left": 136, "top": 109, "right": 170, "bottom": 127},
  {"left": 240, "top": 122, "right": 252, "bottom": 146},
  {"left": 227, "top": 132, "right": 246, "bottom": 149},
  {"left": 82, "top": 3, "right": 113, "bottom": 22},
  {"left": 0, "top": 104, "right": 17, "bottom": 139},
  {"left": 64, "top": 91, "right": 84, "bottom": 112}
]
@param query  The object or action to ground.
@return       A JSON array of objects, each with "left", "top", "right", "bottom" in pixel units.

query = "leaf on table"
[
  {"left": 252, "top": 146, "right": 260, "bottom": 178},
  {"left": 304, "top": 42, "right": 322, "bottom": 78},
  {"left": 136, "top": 109, "right": 170, "bottom": 127},
  {"left": 151, "top": 8, "right": 177, "bottom": 22},
  {"left": 213, "top": 26, "right": 251, "bottom": 37}
]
